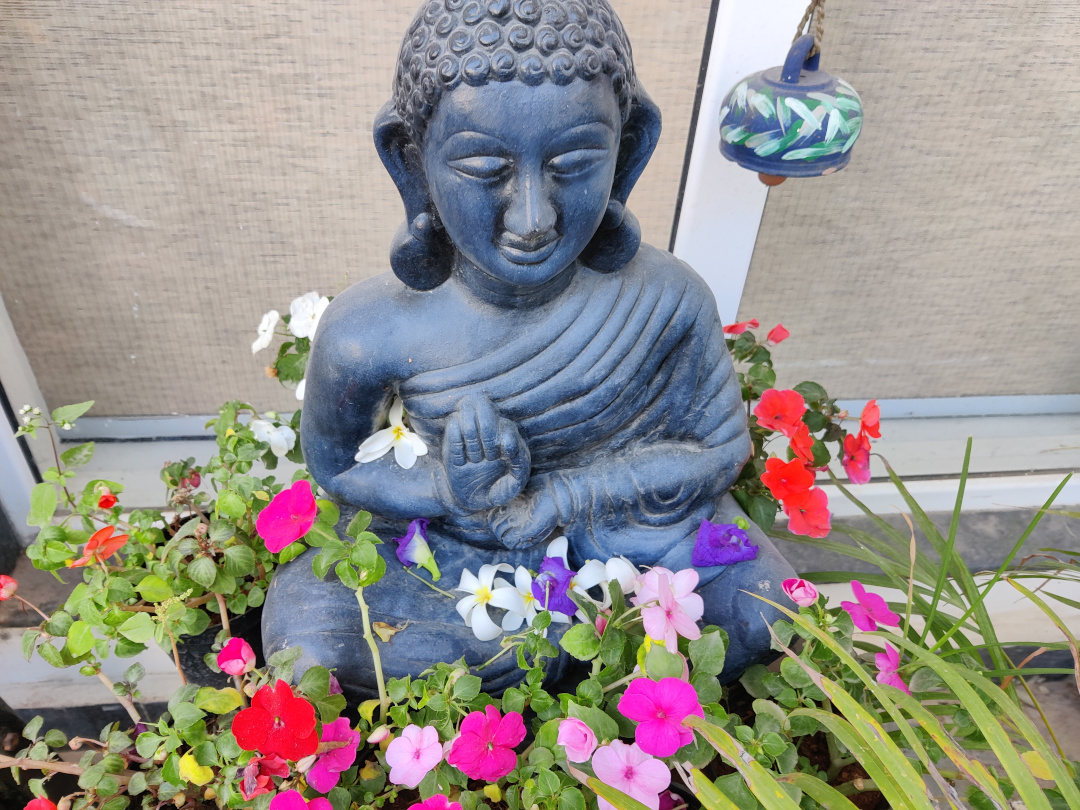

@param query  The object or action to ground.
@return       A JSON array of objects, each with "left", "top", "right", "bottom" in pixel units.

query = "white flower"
[
  {"left": 495, "top": 566, "right": 572, "bottom": 633},
  {"left": 251, "top": 310, "right": 279, "bottom": 354},
  {"left": 544, "top": 537, "right": 640, "bottom": 618},
  {"left": 295, "top": 378, "right": 306, "bottom": 401},
  {"left": 250, "top": 419, "right": 297, "bottom": 458},
  {"left": 288, "top": 292, "right": 329, "bottom": 340},
  {"left": 455, "top": 564, "right": 524, "bottom": 641},
  {"left": 355, "top": 398, "right": 428, "bottom": 470}
]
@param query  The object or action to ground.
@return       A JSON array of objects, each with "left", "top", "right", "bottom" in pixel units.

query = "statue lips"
[{"left": 496, "top": 235, "right": 561, "bottom": 265}]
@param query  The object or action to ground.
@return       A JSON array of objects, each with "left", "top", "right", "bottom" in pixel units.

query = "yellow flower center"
[
  {"left": 392, "top": 426, "right": 406, "bottom": 441},
  {"left": 476, "top": 586, "right": 493, "bottom": 604}
]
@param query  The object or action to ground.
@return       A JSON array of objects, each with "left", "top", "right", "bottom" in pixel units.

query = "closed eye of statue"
[
  {"left": 447, "top": 155, "right": 512, "bottom": 180},
  {"left": 546, "top": 147, "right": 609, "bottom": 177}
]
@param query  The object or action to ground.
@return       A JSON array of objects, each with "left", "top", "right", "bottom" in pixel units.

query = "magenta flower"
[
  {"left": 841, "top": 580, "right": 901, "bottom": 631},
  {"left": 408, "top": 796, "right": 462, "bottom": 810},
  {"left": 306, "top": 717, "right": 361, "bottom": 793},
  {"left": 269, "top": 790, "right": 332, "bottom": 810},
  {"left": 875, "top": 643, "right": 912, "bottom": 695},
  {"left": 446, "top": 705, "right": 526, "bottom": 782},
  {"left": 385, "top": 724, "right": 443, "bottom": 788},
  {"left": 217, "top": 637, "right": 256, "bottom": 677},
  {"left": 691, "top": 520, "right": 758, "bottom": 567},
  {"left": 532, "top": 556, "right": 577, "bottom": 616},
  {"left": 557, "top": 717, "right": 598, "bottom": 763},
  {"left": 591, "top": 741, "right": 671, "bottom": 810},
  {"left": 639, "top": 571, "right": 702, "bottom": 652},
  {"left": 618, "top": 678, "right": 703, "bottom": 757},
  {"left": 256, "top": 479, "right": 318, "bottom": 553},
  {"left": 781, "top": 578, "right": 819, "bottom": 607},
  {"left": 392, "top": 519, "right": 442, "bottom": 581}
]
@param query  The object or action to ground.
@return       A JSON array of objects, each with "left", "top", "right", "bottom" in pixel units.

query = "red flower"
[
  {"left": 232, "top": 680, "right": 318, "bottom": 761},
  {"left": 24, "top": 799, "right": 58, "bottom": 810},
  {"left": 842, "top": 432, "right": 872, "bottom": 485},
  {"left": 722, "top": 318, "right": 759, "bottom": 335},
  {"left": 753, "top": 389, "right": 807, "bottom": 437},
  {"left": 760, "top": 457, "right": 815, "bottom": 502},
  {"left": 256, "top": 479, "right": 318, "bottom": 553},
  {"left": 766, "top": 324, "right": 790, "bottom": 345},
  {"left": 240, "top": 753, "right": 291, "bottom": 800},
  {"left": 789, "top": 423, "right": 814, "bottom": 465},
  {"left": 446, "top": 705, "right": 526, "bottom": 782},
  {"left": 97, "top": 489, "right": 118, "bottom": 509},
  {"left": 784, "top": 488, "right": 832, "bottom": 538},
  {"left": 67, "top": 526, "right": 129, "bottom": 568},
  {"left": 859, "top": 400, "right": 881, "bottom": 439},
  {"left": 0, "top": 574, "right": 17, "bottom": 601}
]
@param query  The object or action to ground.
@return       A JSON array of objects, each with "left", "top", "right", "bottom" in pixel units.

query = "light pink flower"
[
  {"left": 385, "top": 724, "right": 443, "bottom": 788},
  {"left": 557, "top": 717, "right": 598, "bottom": 763},
  {"left": 781, "top": 578, "right": 818, "bottom": 607},
  {"left": 841, "top": 580, "right": 901, "bottom": 632},
  {"left": 639, "top": 571, "right": 702, "bottom": 652},
  {"left": 875, "top": 643, "right": 911, "bottom": 695},
  {"left": 217, "top": 637, "right": 256, "bottom": 677},
  {"left": 618, "top": 678, "right": 703, "bottom": 758},
  {"left": 446, "top": 705, "right": 525, "bottom": 782},
  {"left": 633, "top": 568, "right": 704, "bottom": 620},
  {"left": 269, "top": 790, "right": 332, "bottom": 810},
  {"left": 256, "top": 479, "right": 318, "bottom": 553},
  {"left": 306, "top": 717, "right": 361, "bottom": 793},
  {"left": 408, "top": 796, "right": 462, "bottom": 810},
  {"left": 592, "top": 741, "right": 671, "bottom": 810}
]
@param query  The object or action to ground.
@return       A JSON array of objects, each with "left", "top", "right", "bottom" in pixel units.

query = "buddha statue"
[{"left": 262, "top": 0, "right": 797, "bottom": 702}]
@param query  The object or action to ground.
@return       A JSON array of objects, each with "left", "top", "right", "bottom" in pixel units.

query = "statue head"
[{"left": 375, "top": 0, "right": 663, "bottom": 291}]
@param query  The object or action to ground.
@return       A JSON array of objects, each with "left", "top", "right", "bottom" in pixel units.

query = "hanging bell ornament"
[{"left": 719, "top": 32, "right": 863, "bottom": 184}]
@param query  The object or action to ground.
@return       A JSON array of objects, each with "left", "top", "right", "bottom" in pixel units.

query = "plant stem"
[
  {"left": 15, "top": 595, "right": 52, "bottom": 623},
  {"left": 163, "top": 623, "right": 187, "bottom": 685},
  {"left": 94, "top": 669, "right": 142, "bottom": 725},
  {"left": 836, "top": 778, "right": 878, "bottom": 796},
  {"left": 602, "top": 670, "right": 642, "bottom": 693},
  {"left": 215, "top": 593, "right": 247, "bottom": 699},
  {"left": 355, "top": 587, "right": 389, "bottom": 723},
  {"left": 0, "top": 754, "right": 134, "bottom": 784},
  {"left": 403, "top": 566, "right": 456, "bottom": 598},
  {"left": 45, "top": 424, "right": 77, "bottom": 509},
  {"left": 821, "top": 698, "right": 848, "bottom": 780}
]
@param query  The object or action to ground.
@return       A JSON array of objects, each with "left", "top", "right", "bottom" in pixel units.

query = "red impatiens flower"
[
  {"left": 240, "top": 753, "right": 291, "bottom": 800},
  {"left": 859, "top": 400, "right": 881, "bottom": 439},
  {"left": 255, "top": 479, "right": 318, "bottom": 553},
  {"left": 67, "top": 526, "right": 129, "bottom": 568},
  {"left": 753, "top": 389, "right": 807, "bottom": 437},
  {"left": 446, "top": 705, "right": 526, "bottom": 782},
  {"left": 97, "top": 489, "right": 118, "bottom": 509},
  {"left": 842, "top": 432, "right": 872, "bottom": 485},
  {"left": 0, "top": 574, "right": 17, "bottom": 601},
  {"left": 789, "top": 422, "right": 814, "bottom": 465},
  {"left": 766, "top": 323, "right": 790, "bottom": 345},
  {"left": 760, "top": 457, "right": 815, "bottom": 502},
  {"left": 722, "top": 318, "right": 760, "bottom": 335},
  {"left": 232, "top": 680, "right": 318, "bottom": 761},
  {"left": 783, "top": 487, "right": 832, "bottom": 538},
  {"left": 24, "top": 799, "right": 59, "bottom": 810}
]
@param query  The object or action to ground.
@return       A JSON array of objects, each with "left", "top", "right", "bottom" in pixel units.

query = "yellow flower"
[
  {"left": 179, "top": 752, "right": 214, "bottom": 786},
  {"left": 484, "top": 785, "right": 503, "bottom": 802}
]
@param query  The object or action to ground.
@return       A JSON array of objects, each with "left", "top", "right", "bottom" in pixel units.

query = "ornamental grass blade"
[
  {"left": 585, "top": 779, "right": 655, "bottom": 810},
  {"left": 920, "top": 439, "right": 971, "bottom": 647},
  {"left": 687, "top": 768, "right": 745, "bottom": 810},
  {"left": 1005, "top": 577, "right": 1080, "bottom": 695},
  {"left": 775, "top": 773, "right": 861, "bottom": 810}
]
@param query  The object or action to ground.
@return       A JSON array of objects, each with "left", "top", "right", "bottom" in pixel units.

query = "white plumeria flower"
[
  {"left": 355, "top": 398, "right": 428, "bottom": 470},
  {"left": 455, "top": 564, "right": 524, "bottom": 641},
  {"left": 250, "top": 419, "right": 297, "bottom": 458},
  {"left": 295, "top": 378, "right": 306, "bottom": 401},
  {"left": 495, "top": 566, "right": 572, "bottom": 633},
  {"left": 251, "top": 310, "right": 279, "bottom": 354},
  {"left": 288, "top": 292, "right": 329, "bottom": 340},
  {"left": 544, "top": 537, "right": 639, "bottom": 618}
]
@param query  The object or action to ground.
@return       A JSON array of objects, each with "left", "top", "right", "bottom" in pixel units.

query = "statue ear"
[
  {"left": 580, "top": 87, "right": 662, "bottom": 274},
  {"left": 374, "top": 102, "right": 454, "bottom": 291}
]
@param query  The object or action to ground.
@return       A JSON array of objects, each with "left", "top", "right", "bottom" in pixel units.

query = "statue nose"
[{"left": 503, "top": 167, "right": 557, "bottom": 245}]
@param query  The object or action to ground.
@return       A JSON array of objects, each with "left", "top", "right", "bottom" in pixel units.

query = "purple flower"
[
  {"left": 532, "top": 556, "right": 577, "bottom": 616},
  {"left": 691, "top": 520, "right": 758, "bottom": 567},
  {"left": 306, "top": 717, "right": 361, "bottom": 793},
  {"left": 392, "top": 518, "right": 441, "bottom": 581},
  {"left": 327, "top": 672, "right": 343, "bottom": 695}
]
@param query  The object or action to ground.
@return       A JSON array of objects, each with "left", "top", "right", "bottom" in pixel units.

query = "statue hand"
[
  {"left": 442, "top": 394, "right": 531, "bottom": 512},
  {"left": 490, "top": 479, "right": 560, "bottom": 550}
]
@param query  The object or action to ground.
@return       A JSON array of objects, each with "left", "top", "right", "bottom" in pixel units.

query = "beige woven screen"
[
  {"left": 0, "top": 0, "right": 712, "bottom": 417},
  {"left": 739, "top": 0, "right": 1080, "bottom": 399}
]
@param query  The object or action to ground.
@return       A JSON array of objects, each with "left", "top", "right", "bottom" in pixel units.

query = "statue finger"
[
  {"left": 444, "top": 420, "right": 467, "bottom": 467},
  {"left": 473, "top": 399, "right": 501, "bottom": 460},
  {"left": 457, "top": 403, "right": 484, "bottom": 464},
  {"left": 499, "top": 423, "right": 531, "bottom": 479}
]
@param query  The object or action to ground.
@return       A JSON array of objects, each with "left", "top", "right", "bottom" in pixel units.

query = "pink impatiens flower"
[
  {"left": 385, "top": 724, "right": 443, "bottom": 788},
  {"left": 766, "top": 323, "right": 790, "bottom": 345},
  {"left": 782, "top": 578, "right": 819, "bottom": 607},
  {"left": 636, "top": 570, "right": 703, "bottom": 652},
  {"left": 841, "top": 580, "right": 901, "bottom": 631},
  {"left": 256, "top": 479, "right": 318, "bottom": 553},
  {"left": 269, "top": 790, "right": 332, "bottom": 810},
  {"left": 618, "top": 678, "right": 703, "bottom": 758},
  {"left": 557, "top": 717, "right": 598, "bottom": 763},
  {"left": 875, "top": 643, "right": 911, "bottom": 695},
  {"left": 446, "top": 705, "right": 525, "bottom": 782},
  {"left": 217, "top": 637, "right": 256, "bottom": 677},
  {"left": 591, "top": 741, "right": 671, "bottom": 810},
  {"left": 408, "top": 797, "right": 462, "bottom": 810},
  {"left": 841, "top": 432, "right": 872, "bottom": 485},
  {"left": 306, "top": 717, "right": 361, "bottom": 793}
]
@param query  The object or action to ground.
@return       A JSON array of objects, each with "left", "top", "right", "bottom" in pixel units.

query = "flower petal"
[
  {"left": 394, "top": 439, "right": 418, "bottom": 470},
  {"left": 468, "top": 606, "right": 503, "bottom": 642}
]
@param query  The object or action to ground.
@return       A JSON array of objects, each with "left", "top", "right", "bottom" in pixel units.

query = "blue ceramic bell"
[{"left": 719, "top": 34, "right": 863, "bottom": 182}]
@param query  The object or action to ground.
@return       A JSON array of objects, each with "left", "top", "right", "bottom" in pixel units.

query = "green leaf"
[
  {"left": 127, "top": 771, "right": 148, "bottom": 795},
  {"left": 689, "top": 629, "right": 727, "bottom": 676},
  {"left": 194, "top": 687, "right": 244, "bottom": 714},
  {"left": 644, "top": 646, "right": 684, "bottom": 680},
  {"left": 136, "top": 575, "right": 173, "bottom": 602},
  {"left": 298, "top": 666, "right": 331, "bottom": 701},
  {"left": 60, "top": 442, "right": 95, "bottom": 469},
  {"left": 345, "top": 510, "right": 372, "bottom": 539},
  {"left": 27, "top": 483, "right": 58, "bottom": 527},
  {"left": 51, "top": 401, "right": 95, "bottom": 424},
  {"left": 217, "top": 489, "right": 247, "bottom": 521},
  {"left": 317, "top": 499, "right": 341, "bottom": 526},
  {"left": 118, "top": 612, "right": 156, "bottom": 644},
  {"left": 187, "top": 556, "right": 218, "bottom": 589},
  {"left": 453, "top": 674, "right": 482, "bottom": 701},
  {"left": 567, "top": 701, "right": 619, "bottom": 743},
  {"left": 216, "top": 731, "right": 242, "bottom": 760},
  {"left": 747, "top": 496, "right": 777, "bottom": 532},
  {"left": 779, "top": 657, "right": 815, "bottom": 690},
  {"left": 21, "top": 629, "right": 39, "bottom": 662},
  {"left": 559, "top": 787, "right": 586, "bottom": 810},
  {"left": 560, "top": 622, "right": 601, "bottom": 661},
  {"left": 162, "top": 753, "right": 182, "bottom": 787},
  {"left": 223, "top": 544, "right": 257, "bottom": 577},
  {"left": 66, "top": 621, "right": 95, "bottom": 657},
  {"left": 169, "top": 703, "right": 205, "bottom": 731}
]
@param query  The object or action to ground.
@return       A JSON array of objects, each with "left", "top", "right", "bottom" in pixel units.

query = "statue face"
[{"left": 423, "top": 79, "right": 621, "bottom": 289}]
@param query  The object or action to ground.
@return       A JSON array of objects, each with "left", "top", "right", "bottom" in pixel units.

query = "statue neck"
[{"left": 453, "top": 254, "right": 578, "bottom": 308}]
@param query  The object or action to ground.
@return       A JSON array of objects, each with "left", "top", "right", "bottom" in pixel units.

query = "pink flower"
[
  {"left": 722, "top": 318, "right": 760, "bottom": 336},
  {"left": 633, "top": 569, "right": 703, "bottom": 652},
  {"left": 269, "top": 790, "right": 332, "bottom": 810},
  {"left": 841, "top": 580, "right": 901, "bottom": 631},
  {"left": 595, "top": 614, "right": 609, "bottom": 635},
  {"left": 591, "top": 741, "right": 671, "bottom": 810},
  {"left": 753, "top": 389, "right": 807, "bottom": 438},
  {"left": 256, "top": 479, "right": 318, "bottom": 553},
  {"left": 217, "top": 637, "right": 256, "bottom": 677},
  {"left": 240, "top": 754, "right": 290, "bottom": 801},
  {"left": 446, "top": 705, "right": 526, "bottom": 782},
  {"left": 860, "top": 400, "right": 881, "bottom": 439},
  {"left": 385, "top": 724, "right": 443, "bottom": 788},
  {"left": 875, "top": 643, "right": 911, "bottom": 695},
  {"left": 658, "top": 791, "right": 683, "bottom": 810},
  {"left": 0, "top": 575, "right": 17, "bottom": 601},
  {"left": 618, "top": 678, "right": 703, "bottom": 757},
  {"left": 408, "top": 796, "right": 462, "bottom": 810},
  {"left": 632, "top": 568, "right": 703, "bottom": 619},
  {"left": 766, "top": 324, "right": 790, "bottom": 345},
  {"left": 556, "top": 717, "right": 597, "bottom": 763},
  {"left": 306, "top": 717, "right": 361, "bottom": 793},
  {"left": 781, "top": 578, "right": 818, "bottom": 607},
  {"left": 841, "top": 432, "right": 872, "bottom": 485}
]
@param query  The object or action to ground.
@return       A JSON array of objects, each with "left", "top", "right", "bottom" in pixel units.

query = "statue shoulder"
[{"left": 624, "top": 242, "right": 722, "bottom": 316}]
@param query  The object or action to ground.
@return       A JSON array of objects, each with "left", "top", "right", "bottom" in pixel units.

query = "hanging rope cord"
[{"left": 794, "top": 0, "right": 826, "bottom": 56}]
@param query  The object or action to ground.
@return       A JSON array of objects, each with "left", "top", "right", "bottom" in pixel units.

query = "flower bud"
[
  {"left": 782, "top": 578, "right": 819, "bottom": 607},
  {"left": 0, "top": 574, "right": 18, "bottom": 601},
  {"left": 366, "top": 725, "right": 391, "bottom": 744}
]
